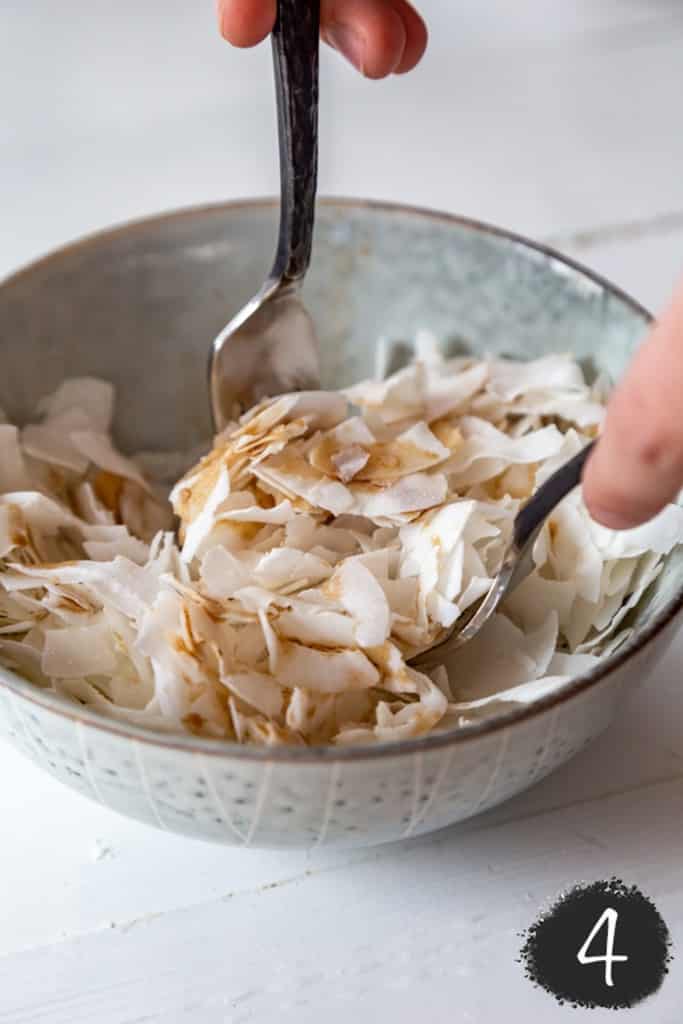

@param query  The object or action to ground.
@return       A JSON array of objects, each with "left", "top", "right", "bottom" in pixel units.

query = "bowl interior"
[
  {"left": 0, "top": 200, "right": 645, "bottom": 452},
  {"left": 0, "top": 199, "right": 680, "bottom": 709}
]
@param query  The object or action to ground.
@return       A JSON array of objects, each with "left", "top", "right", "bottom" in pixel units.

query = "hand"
[
  {"left": 583, "top": 280, "right": 683, "bottom": 528},
  {"left": 217, "top": 0, "right": 427, "bottom": 79}
]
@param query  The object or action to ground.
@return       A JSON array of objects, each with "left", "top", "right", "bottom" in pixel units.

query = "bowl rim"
[{"left": 1, "top": 195, "right": 678, "bottom": 765}]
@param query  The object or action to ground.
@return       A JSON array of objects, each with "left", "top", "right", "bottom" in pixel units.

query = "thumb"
[{"left": 582, "top": 279, "right": 683, "bottom": 529}]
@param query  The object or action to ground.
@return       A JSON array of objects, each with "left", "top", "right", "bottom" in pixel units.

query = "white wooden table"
[{"left": 1, "top": 2, "right": 683, "bottom": 1020}]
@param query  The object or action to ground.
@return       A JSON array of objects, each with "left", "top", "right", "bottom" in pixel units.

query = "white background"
[{"left": 2, "top": 2, "right": 683, "bottom": 1021}]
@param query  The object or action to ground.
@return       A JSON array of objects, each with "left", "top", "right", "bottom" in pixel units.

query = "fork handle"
[
  {"left": 513, "top": 440, "right": 596, "bottom": 551},
  {"left": 271, "top": 0, "right": 320, "bottom": 283}
]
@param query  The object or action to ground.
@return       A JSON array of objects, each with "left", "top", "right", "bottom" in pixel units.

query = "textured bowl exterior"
[
  {"left": 0, "top": 199, "right": 680, "bottom": 849},
  {"left": 0, "top": 617, "right": 676, "bottom": 849}
]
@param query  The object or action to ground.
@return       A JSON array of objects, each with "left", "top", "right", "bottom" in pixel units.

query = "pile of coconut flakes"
[{"left": 1, "top": 333, "right": 681, "bottom": 746}]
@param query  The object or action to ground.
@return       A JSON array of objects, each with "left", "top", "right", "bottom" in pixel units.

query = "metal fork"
[{"left": 408, "top": 441, "right": 596, "bottom": 670}]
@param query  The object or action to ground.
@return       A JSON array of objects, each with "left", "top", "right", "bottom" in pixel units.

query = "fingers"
[
  {"left": 217, "top": 0, "right": 428, "bottom": 78},
  {"left": 321, "top": 0, "right": 405, "bottom": 78},
  {"left": 391, "top": 0, "right": 428, "bottom": 74},
  {"left": 322, "top": 0, "right": 427, "bottom": 78},
  {"left": 217, "top": 0, "right": 276, "bottom": 48},
  {"left": 583, "top": 280, "right": 683, "bottom": 528}
]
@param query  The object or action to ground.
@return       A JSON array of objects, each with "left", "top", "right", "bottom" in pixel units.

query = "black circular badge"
[{"left": 519, "top": 878, "right": 673, "bottom": 1009}]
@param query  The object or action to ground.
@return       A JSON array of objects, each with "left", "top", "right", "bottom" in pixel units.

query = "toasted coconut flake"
[{"left": 180, "top": 466, "right": 231, "bottom": 563}]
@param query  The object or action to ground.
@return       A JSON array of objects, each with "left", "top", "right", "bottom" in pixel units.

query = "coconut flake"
[
  {"left": 70, "top": 431, "right": 149, "bottom": 488},
  {"left": 0, "top": 426, "right": 32, "bottom": 491},
  {"left": 276, "top": 641, "right": 379, "bottom": 693},
  {"left": 21, "top": 410, "right": 95, "bottom": 473},
  {"left": 334, "top": 559, "right": 391, "bottom": 647},
  {"left": 220, "top": 670, "right": 284, "bottom": 718},
  {"left": 589, "top": 503, "right": 683, "bottom": 559},
  {"left": 42, "top": 621, "right": 118, "bottom": 678},
  {"left": 331, "top": 446, "right": 370, "bottom": 483},
  {"left": 37, "top": 378, "right": 115, "bottom": 432},
  {"left": 488, "top": 353, "right": 585, "bottom": 400},
  {"left": 181, "top": 466, "right": 231, "bottom": 563},
  {"left": 199, "top": 546, "right": 253, "bottom": 599}
]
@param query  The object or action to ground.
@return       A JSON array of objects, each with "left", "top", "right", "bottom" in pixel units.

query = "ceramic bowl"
[{"left": 1, "top": 199, "right": 681, "bottom": 849}]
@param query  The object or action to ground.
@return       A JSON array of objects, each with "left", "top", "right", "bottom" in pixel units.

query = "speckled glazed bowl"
[{"left": 0, "top": 200, "right": 681, "bottom": 849}]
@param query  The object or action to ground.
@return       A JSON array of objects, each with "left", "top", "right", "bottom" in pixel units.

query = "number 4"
[{"left": 577, "top": 907, "right": 629, "bottom": 987}]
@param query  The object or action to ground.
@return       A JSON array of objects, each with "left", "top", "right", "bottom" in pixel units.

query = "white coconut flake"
[
  {"left": 425, "top": 362, "right": 489, "bottom": 421},
  {"left": 276, "top": 604, "right": 357, "bottom": 648},
  {"left": 218, "top": 500, "right": 295, "bottom": 526},
  {"left": 589, "top": 504, "right": 683, "bottom": 559},
  {"left": 0, "top": 492, "right": 82, "bottom": 534},
  {"left": 70, "top": 431, "right": 149, "bottom": 489},
  {"left": 21, "top": 408, "right": 96, "bottom": 473},
  {"left": 259, "top": 548, "right": 332, "bottom": 590},
  {"left": 345, "top": 361, "right": 426, "bottom": 423},
  {"left": 0, "top": 507, "right": 18, "bottom": 559},
  {"left": 444, "top": 418, "right": 565, "bottom": 485},
  {"left": 353, "top": 472, "right": 448, "bottom": 519},
  {"left": 488, "top": 353, "right": 585, "bottom": 400},
  {"left": 37, "top": 378, "right": 115, "bottom": 432},
  {"left": 0, "top": 426, "right": 32, "bottom": 491},
  {"left": 220, "top": 670, "right": 284, "bottom": 718},
  {"left": 331, "top": 445, "right": 370, "bottom": 483},
  {"left": 335, "top": 559, "right": 391, "bottom": 647},
  {"left": 450, "top": 674, "right": 572, "bottom": 711},
  {"left": 199, "top": 546, "right": 252, "bottom": 598},
  {"left": 277, "top": 641, "right": 379, "bottom": 693},
  {"left": 42, "top": 621, "right": 118, "bottom": 678}
]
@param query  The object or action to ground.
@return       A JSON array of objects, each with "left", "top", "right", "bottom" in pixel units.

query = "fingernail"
[{"left": 325, "top": 23, "right": 366, "bottom": 73}]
